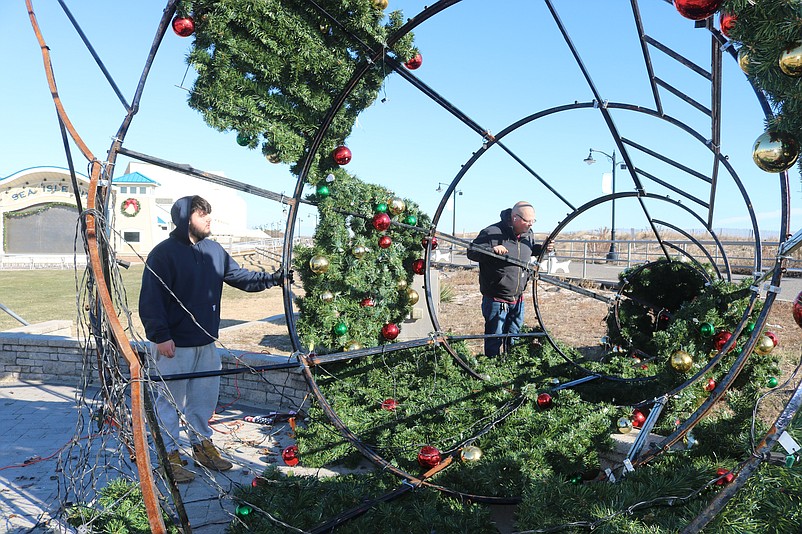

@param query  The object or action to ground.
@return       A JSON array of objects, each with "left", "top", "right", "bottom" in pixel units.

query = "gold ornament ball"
[
  {"left": 344, "top": 340, "right": 363, "bottom": 351},
  {"left": 779, "top": 42, "right": 802, "bottom": 77},
  {"left": 371, "top": 0, "right": 389, "bottom": 9},
  {"left": 755, "top": 334, "right": 775, "bottom": 355},
  {"left": 265, "top": 153, "right": 281, "bottom": 164},
  {"left": 309, "top": 255, "right": 330, "bottom": 274},
  {"left": 396, "top": 278, "right": 408, "bottom": 291},
  {"left": 352, "top": 245, "right": 368, "bottom": 259},
  {"left": 407, "top": 288, "right": 420, "bottom": 305},
  {"left": 460, "top": 445, "right": 483, "bottom": 462},
  {"left": 737, "top": 47, "right": 750, "bottom": 74},
  {"left": 616, "top": 417, "right": 633, "bottom": 434},
  {"left": 388, "top": 197, "right": 406, "bottom": 215},
  {"left": 320, "top": 290, "right": 335, "bottom": 303},
  {"left": 752, "top": 131, "right": 800, "bottom": 173},
  {"left": 670, "top": 350, "right": 694, "bottom": 373}
]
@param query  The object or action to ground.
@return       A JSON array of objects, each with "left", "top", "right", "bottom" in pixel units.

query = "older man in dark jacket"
[{"left": 467, "top": 201, "right": 545, "bottom": 356}]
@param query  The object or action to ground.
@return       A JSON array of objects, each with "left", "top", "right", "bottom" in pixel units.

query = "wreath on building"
[{"left": 120, "top": 198, "right": 140, "bottom": 217}]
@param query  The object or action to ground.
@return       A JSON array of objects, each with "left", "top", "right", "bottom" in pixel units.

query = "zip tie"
[
  {"left": 623, "top": 458, "right": 635, "bottom": 472},
  {"left": 766, "top": 284, "right": 781, "bottom": 294},
  {"left": 604, "top": 467, "right": 616, "bottom": 483}
]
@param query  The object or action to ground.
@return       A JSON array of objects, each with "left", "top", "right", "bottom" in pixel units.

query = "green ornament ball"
[
  {"left": 235, "top": 504, "right": 253, "bottom": 517},
  {"left": 745, "top": 321, "right": 756, "bottom": 334},
  {"left": 767, "top": 376, "right": 779, "bottom": 388},
  {"left": 375, "top": 202, "right": 388, "bottom": 213},
  {"left": 334, "top": 322, "right": 348, "bottom": 336},
  {"left": 700, "top": 322, "right": 715, "bottom": 337},
  {"left": 316, "top": 184, "right": 330, "bottom": 198},
  {"left": 236, "top": 133, "right": 251, "bottom": 147},
  {"left": 404, "top": 214, "right": 418, "bottom": 225}
]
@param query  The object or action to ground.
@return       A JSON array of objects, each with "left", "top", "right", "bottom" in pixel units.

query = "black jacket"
[
  {"left": 139, "top": 196, "right": 280, "bottom": 347},
  {"left": 466, "top": 208, "right": 543, "bottom": 302}
]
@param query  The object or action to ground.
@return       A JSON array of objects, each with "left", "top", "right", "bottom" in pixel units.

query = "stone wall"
[{"left": 0, "top": 327, "right": 308, "bottom": 411}]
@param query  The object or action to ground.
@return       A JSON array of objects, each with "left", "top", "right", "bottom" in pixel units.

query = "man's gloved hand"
[{"left": 274, "top": 268, "right": 294, "bottom": 287}]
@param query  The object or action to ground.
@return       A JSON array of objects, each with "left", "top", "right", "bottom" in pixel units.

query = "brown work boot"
[
  {"left": 193, "top": 439, "right": 233, "bottom": 471},
  {"left": 161, "top": 450, "right": 195, "bottom": 483}
]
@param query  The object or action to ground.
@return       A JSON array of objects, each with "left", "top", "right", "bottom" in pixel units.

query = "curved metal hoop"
[{"left": 279, "top": 1, "right": 795, "bottom": 511}]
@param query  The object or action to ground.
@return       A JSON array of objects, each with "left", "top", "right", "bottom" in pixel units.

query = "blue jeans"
[{"left": 481, "top": 296, "right": 524, "bottom": 356}]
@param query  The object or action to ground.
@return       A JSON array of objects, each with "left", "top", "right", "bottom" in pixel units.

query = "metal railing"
[{"left": 554, "top": 238, "right": 802, "bottom": 276}]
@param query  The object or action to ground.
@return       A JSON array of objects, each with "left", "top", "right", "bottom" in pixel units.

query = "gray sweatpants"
[{"left": 152, "top": 342, "right": 220, "bottom": 451}]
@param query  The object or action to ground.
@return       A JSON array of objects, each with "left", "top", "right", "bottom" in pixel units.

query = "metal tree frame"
[{"left": 26, "top": 0, "right": 801, "bottom": 532}]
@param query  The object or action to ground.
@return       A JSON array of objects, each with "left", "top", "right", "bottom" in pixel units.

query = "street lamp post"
[
  {"left": 436, "top": 183, "right": 463, "bottom": 252},
  {"left": 584, "top": 148, "right": 619, "bottom": 261}
]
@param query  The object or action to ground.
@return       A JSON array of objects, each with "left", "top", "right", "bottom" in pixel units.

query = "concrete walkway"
[{"left": 0, "top": 379, "right": 300, "bottom": 533}]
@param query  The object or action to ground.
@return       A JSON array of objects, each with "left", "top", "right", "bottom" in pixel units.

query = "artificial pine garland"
[
  {"left": 184, "top": 0, "right": 416, "bottom": 181},
  {"left": 722, "top": 0, "right": 802, "bottom": 172}
]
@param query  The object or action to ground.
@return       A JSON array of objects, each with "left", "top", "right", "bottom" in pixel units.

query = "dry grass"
[{"left": 3, "top": 257, "right": 799, "bottom": 376}]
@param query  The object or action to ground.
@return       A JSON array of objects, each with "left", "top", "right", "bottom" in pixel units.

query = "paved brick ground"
[{"left": 0, "top": 379, "right": 300, "bottom": 533}]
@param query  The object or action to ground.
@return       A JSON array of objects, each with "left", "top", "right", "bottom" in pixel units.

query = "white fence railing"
[{"left": 555, "top": 238, "right": 802, "bottom": 275}]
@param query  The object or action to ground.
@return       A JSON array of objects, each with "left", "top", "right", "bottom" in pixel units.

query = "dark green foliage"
[
  {"left": 722, "top": 0, "right": 802, "bottom": 172},
  {"left": 607, "top": 260, "right": 708, "bottom": 353},
  {"left": 517, "top": 453, "right": 802, "bottom": 533},
  {"left": 65, "top": 478, "right": 180, "bottom": 534},
  {"left": 184, "top": 0, "right": 416, "bottom": 180},
  {"left": 296, "top": 342, "right": 617, "bottom": 496},
  {"left": 230, "top": 467, "right": 495, "bottom": 533},
  {"left": 239, "top": 325, "right": 795, "bottom": 531},
  {"left": 293, "top": 170, "right": 431, "bottom": 352},
  {"left": 244, "top": 271, "right": 787, "bottom": 532}
]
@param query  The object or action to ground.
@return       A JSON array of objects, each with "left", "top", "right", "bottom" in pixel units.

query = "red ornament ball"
[
  {"left": 381, "top": 323, "right": 400, "bottom": 340},
  {"left": 713, "top": 331, "right": 732, "bottom": 351},
  {"left": 716, "top": 467, "right": 735, "bottom": 485},
  {"left": 381, "top": 398, "right": 398, "bottom": 411},
  {"left": 372, "top": 213, "right": 391, "bottom": 231},
  {"left": 704, "top": 377, "right": 717, "bottom": 392},
  {"left": 171, "top": 16, "right": 195, "bottom": 37},
  {"left": 404, "top": 53, "right": 423, "bottom": 70},
  {"left": 422, "top": 236, "right": 438, "bottom": 250},
  {"left": 632, "top": 409, "right": 647, "bottom": 429},
  {"left": 332, "top": 145, "right": 352, "bottom": 165},
  {"left": 536, "top": 393, "right": 553, "bottom": 409},
  {"left": 281, "top": 445, "right": 299, "bottom": 466},
  {"left": 412, "top": 258, "right": 426, "bottom": 275},
  {"left": 765, "top": 331, "right": 779, "bottom": 347},
  {"left": 794, "top": 291, "right": 802, "bottom": 328},
  {"left": 360, "top": 297, "right": 375, "bottom": 307},
  {"left": 720, "top": 12, "right": 736, "bottom": 38},
  {"left": 378, "top": 235, "right": 393, "bottom": 249},
  {"left": 674, "top": 0, "right": 722, "bottom": 21},
  {"left": 417, "top": 445, "right": 441, "bottom": 468}
]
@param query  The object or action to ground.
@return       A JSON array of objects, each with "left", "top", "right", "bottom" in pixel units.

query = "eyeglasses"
[{"left": 513, "top": 214, "right": 536, "bottom": 225}]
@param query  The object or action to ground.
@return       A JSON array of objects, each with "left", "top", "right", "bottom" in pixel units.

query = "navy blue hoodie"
[{"left": 139, "top": 196, "right": 279, "bottom": 347}]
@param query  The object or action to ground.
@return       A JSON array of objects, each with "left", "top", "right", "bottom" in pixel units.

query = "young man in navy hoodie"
[
  {"left": 466, "top": 201, "right": 547, "bottom": 357},
  {"left": 139, "top": 195, "right": 286, "bottom": 482}
]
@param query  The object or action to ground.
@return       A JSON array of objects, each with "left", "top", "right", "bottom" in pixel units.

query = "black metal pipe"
[{"left": 56, "top": 0, "right": 131, "bottom": 110}]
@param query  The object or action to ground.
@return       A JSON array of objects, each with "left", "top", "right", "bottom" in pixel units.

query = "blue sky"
[{"left": 1, "top": 1, "right": 797, "bottom": 240}]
